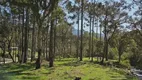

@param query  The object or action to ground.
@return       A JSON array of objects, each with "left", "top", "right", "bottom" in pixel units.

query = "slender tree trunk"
[
  {"left": 77, "top": 11, "right": 80, "bottom": 58},
  {"left": 45, "top": 39, "right": 48, "bottom": 60},
  {"left": 49, "top": 19, "right": 54, "bottom": 67},
  {"left": 99, "top": 20, "right": 102, "bottom": 61},
  {"left": 70, "top": 30, "right": 72, "bottom": 57},
  {"left": 21, "top": 8, "right": 25, "bottom": 63},
  {"left": 91, "top": 16, "right": 94, "bottom": 62},
  {"left": 118, "top": 54, "right": 121, "bottom": 63},
  {"left": 17, "top": 13, "right": 20, "bottom": 63},
  {"left": 105, "top": 40, "right": 108, "bottom": 61},
  {"left": 101, "top": 25, "right": 108, "bottom": 63},
  {"left": 36, "top": 48, "right": 41, "bottom": 69},
  {"left": 35, "top": 25, "right": 42, "bottom": 69},
  {"left": 45, "top": 25, "right": 49, "bottom": 61},
  {"left": 80, "top": 0, "right": 84, "bottom": 61},
  {"left": 100, "top": 21, "right": 102, "bottom": 41},
  {"left": 101, "top": 10, "right": 108, "bottom": 64},
  {"left": 8, "top": 38, "right": 15, "bottom": 62},
  {"left": 89, "top": 16, "right": 92, "bottom": 59},
  {"left": 96, "top": 18, "right": 99, "bottom": 61},
  {"left": 96, "top": 18, "right": 98, "bottom": 39},
  {"left": 61, "top": 28, "right": 64, "bottom": 58},
  {"left": 23, "top": 8, "right": 29, "bottom": 63},
  {"left": 105, "top": 11, "right": 109, "bottom": 61},
  {"left": 31, "top": 16, "right": 35, "bottom": 62},
  {"left": 42, "top": 35, "right": 46, "bottom": 59},
  {"left": 1, "top": 41, "right": 6, "bottom": 64},
  {"left": 14, "top": 48, "right": 16, "bottom": 62},
  {"left": 53, "top": 19, "right": 57, "bottom": 59},
  {"left": 3, "top": 42, "right": 6, "bottom": 64},
  {"left": 18, "top": 13, "right": 21, "bottom": 63}
]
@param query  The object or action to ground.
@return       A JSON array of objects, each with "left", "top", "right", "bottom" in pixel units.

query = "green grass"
[{"left": 0, "top": 58, "right": 138, "bottom": 80}]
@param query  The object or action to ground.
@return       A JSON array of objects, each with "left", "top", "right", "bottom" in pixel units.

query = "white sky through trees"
[{"left": 61, "top": 0, "right": 138, "bottom": 34}]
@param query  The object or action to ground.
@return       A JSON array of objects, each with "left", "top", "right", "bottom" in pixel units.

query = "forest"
[{"left": 0, "top": 0, "right": 142, "bottom": 80}]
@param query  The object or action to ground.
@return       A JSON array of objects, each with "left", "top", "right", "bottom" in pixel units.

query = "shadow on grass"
[
  {"left": 55, "top": 58, "right": 78, "bottom": 62},
  {"left": 58, "top": 60, "right": 89, "bottom": 67},
  {"left": 0, "top": 63, "right": 39, "bottom": 80}
]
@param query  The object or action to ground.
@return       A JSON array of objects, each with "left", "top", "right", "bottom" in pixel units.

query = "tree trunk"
[
  {"left": 49, "top": 19, "right": 54, "bottom": 67},
  {"left": 42, "top": 35, "right": 46, "bottom": 59},
  {"left": 100, "top": 24, "right": 102, "bottom": 41},
  {"left": 89, "top": 16, "right": 92, "bottom": 59},
  {"left": 45, "top": 25, "right": 49, "bottom": 61},
  {"left": 91, "top": 16, "right": 94, "bottom": 62},
  {"left": 53, "top": 19, "right": 56, "bottom": 59},
  {"left": 70, "top": 32, "right": 72, "bottom": 57},
  {"left": 77, "top": 11, "right": 80, "bottom": 58},
  {"left": 45, "top": 39, "right": 48, "bottom": 60},
  {"left": 96, "top": 18, "right": 99, "bottom": 60},
  {"left": 31, "top": 16, "right": 35, "bottom": 62},
  {"left": 18, "top": 12, "right": 21, "bottom": 63},
  {"left": 36, "top": 49, "right": 41, "bottom": 69},
  {"left": 96, "top": 18, "right": 98, "bottom": 39},
  {"left": 8, "top": 39, "right": 15, "bottom": 62},
  {"left": 118, "top": 54, "right": 121, "bottom": 63},
  {"left": 80, "top": 0, "right": 84, "bottom": 61},
  {"left": 23, "top": 7, "right": 29, "bottom": 63},
  {"left": 1, "top": 41, "right": 6, "bottom": 64},
  {"left": 35, "top": 25, "right": 42, "bottom": 69},
  {"left": 102, "top": 25, "right": 108, "bottom": 63},
  {"left": 61, "top": 28, "right": 64, "bottom": 58},
  {"left": 101, "top": 10, "right": 108, "bottom": 64},
  {"left": 105, "top": 40, "right": 108, "bottom": 61},
  {"left": 21, "top": 7, "right": 25, "bottom": 63}
]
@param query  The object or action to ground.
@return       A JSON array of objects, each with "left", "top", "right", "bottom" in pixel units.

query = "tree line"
[{"left": 0, "top": 0, "right": 142, "bottom": 69}]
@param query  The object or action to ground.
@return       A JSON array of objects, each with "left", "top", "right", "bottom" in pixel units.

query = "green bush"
[
  {"left": 129, "top": 53, "right": 142, "bottom": 69},
  {"left": 108, "top": 51, "right": 115, "bottom": 59},
  {"left": 108, "top": 48, "right": 117, "bottom": 59},
  {"left": 120, "top": 60, "right": 131, "bottom": 68},
  {"left": 121, "top": 52, "right": 129, "bottom": 60}
]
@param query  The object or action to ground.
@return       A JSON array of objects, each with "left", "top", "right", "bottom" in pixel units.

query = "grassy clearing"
[{"left": 0, "top": 58, "right": 138, "bottom": 80}]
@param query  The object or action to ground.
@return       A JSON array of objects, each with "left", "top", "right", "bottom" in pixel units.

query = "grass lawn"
[{"left": 0, "top": 58, "right": 138, "bottom": 80}]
